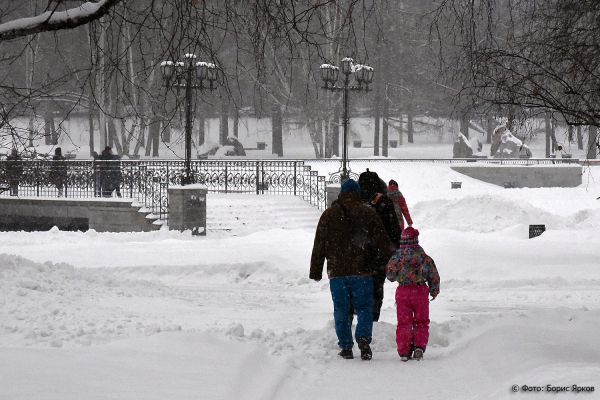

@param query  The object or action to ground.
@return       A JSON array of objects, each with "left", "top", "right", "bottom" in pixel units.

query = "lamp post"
[
  {"left": 160, "top": 54, "right": 219, "bottom": 185},
  {"left": 320, "top": 57, "right": 374, "bottom": 182}
]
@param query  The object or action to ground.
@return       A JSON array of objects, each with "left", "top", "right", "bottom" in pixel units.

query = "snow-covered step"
[{"left": 204, "top": 193, "right": 320, "bottom": 235}]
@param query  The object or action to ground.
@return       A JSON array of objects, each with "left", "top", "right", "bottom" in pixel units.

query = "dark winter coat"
[
  {"left": 358, "top": 170, "right": 401, "bottom": 247},
  {"left": 99, "top": 150, "right": 122, "bottom": 191},
  {"left": 49, "top": 154, "right": 67, "bottom": 187},
  {"left": 5, "top": 153, "right": 24, "bottom": 183},
  {"left": 310, "top": 192, "right": 394, "bottom": 280},
  {"left": 367, "top": 192, "right": 401, "bottom": 247}
]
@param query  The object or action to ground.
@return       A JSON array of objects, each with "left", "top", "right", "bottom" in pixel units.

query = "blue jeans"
[{"left": 329, "top": 276, "right": 374, "bottom": 350}]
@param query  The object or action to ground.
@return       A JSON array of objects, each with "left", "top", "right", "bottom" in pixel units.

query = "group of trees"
[
  {"left": 0, "top": 0, "right": 598, "bottom": 159},
  {"left": 434, "top": 0, "right": 600, "bottom": 158}
]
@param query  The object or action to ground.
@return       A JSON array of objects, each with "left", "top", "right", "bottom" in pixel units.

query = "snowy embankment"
[{"left": 1, "top": 165, "right": 599, "bottom": 399}]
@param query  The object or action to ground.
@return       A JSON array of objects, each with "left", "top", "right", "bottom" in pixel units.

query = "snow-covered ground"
[{"left": 1, "top": 164, "right": 599, "bottom": 399}]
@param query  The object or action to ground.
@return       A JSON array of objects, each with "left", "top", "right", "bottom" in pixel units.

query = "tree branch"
[{"left": 0, "top": 0, "right": 123, "bottom": 41}]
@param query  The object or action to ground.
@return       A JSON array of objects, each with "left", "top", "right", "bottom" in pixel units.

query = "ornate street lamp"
[
  {"left": 320, "top": 58, "right": 374, "bottom": 182},
  {"left": 160, "top": 54, "right": 219, "bottom": 185}
]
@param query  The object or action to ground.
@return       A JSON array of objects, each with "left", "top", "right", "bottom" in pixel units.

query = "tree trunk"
[
  {"left": 316, "top": 119, "right": 323, "bottom": 158},
  {"left": 133, "top": 118, "right": 145, "bottom": 156},
  {"left": 373, "top": 89, "right": 381, "bottom": 156},
  {"left": 407, "top": 110, "right": 414, "bottom": 143},
  {"left": 460, "top": 112, "right": 469, "bottom": 139},
  {"left": 28, "top": 115, "right": 35, "bottom": 148},
  {"left": 272, "top": 105, "right": 283, "bottom": 157},
  {"left": 308, "top": 121, "right": 321, "bottom": 158},
  {"left": 550, "top": 118, "right": 558, "bottom": 152},
  {"left": 197, "top": 111, "right": 205, "bottom": 148},
  {"left": 324, "top": 116, "right": 332, "bottom": 159},
  {"left": 145, "top": 116, "right": 160, "bottom": 157},
  {"left": 233, "top": 108, "right": 239, "bottom": 138},
  {"left": 120, "top": 119, "right": 129, "bottom": 155},
  {"left": 161, "top": 124, "right": 171, "bottom": 143},
  {"left": 398, "top": 112, "right": 403, "bottom": 145},
  {"left": 332, "top": 104, "right": 340, "bottom": 156},
  {"left": 576, "top": 126, "right": 583, "bottom": 150},
  {"left": 588, "top": 126, "right": 598, "bottom": 159},
  {"left": 382, "top": 96, "right": 389, "bottom": 157},
  {"left": 544, "top": 112, "right": 552, "bottom": 157},
  {"left": 108, "top": 119, "right": 122, "bottom": 154},
  {"left": 220, "top": 96, "right": 229, "bottom": 145},
  {"left": 88, "top": 98, "right": 95, "bottom": 156},
  {"left": 486, "top": 115, "right": 494, "bottom": 144},
  {"left": 568, "top": 125, "right": 574, "bottom": 144}
]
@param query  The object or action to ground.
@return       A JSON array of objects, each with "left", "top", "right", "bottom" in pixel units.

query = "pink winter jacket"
[
  {"left": 386, "top": 244, "right": 440, "bottom": 298},
  {"left": 387, "top": 184, "right": 413, "bottom": 231}
]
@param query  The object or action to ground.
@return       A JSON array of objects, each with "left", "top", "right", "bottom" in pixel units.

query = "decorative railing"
[{"left": 0, "top": 160, "right": 328, "bottom": 221}]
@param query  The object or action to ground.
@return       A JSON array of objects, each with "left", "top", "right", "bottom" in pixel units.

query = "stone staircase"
[
  {"left": 133, "top": 204, "right": 164, "bottom": 231},
  {"left": 205, "top": 193, "right": 321, "bottom": 235}
]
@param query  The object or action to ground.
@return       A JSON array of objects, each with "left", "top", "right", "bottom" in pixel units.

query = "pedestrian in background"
[
  {"left": 6, "top": 148, "right": 24, "bottom": 196},
  {"left": 100, "top": 146, "right": 122, "bottom": 197},
  {"left": 387, "top": 179, "right": 413, "bottom": 233},
  {"left": 358, "top": 169, "right": 400, "bottom": 322},
  {"left": 50, "top": 147, "right": 67, "bottom": 197}
]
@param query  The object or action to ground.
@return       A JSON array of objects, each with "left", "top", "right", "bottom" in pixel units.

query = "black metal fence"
[{"left": 0, "top": 160, "right": 328, "bottom": 220}]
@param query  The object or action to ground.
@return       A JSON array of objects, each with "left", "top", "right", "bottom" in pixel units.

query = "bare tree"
[{"left": 433, "top": 0, "right": 600, "bottom": 133}]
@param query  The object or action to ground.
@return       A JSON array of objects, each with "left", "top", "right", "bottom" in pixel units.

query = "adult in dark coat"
[
  {"left": 310, "top": 179, "right": 394, "bottom": 360},
  {"left": 99, "top": 146, "right": 122, "bottom": 197},
  {"left": 5, "top": 149, "right": 24, "bottom": 196},
  {"left": 358, "top": 169, "right": 401, "bottom": 322},
  {"left": 50, "top": 147, "right": 67, "bottom": 197}
]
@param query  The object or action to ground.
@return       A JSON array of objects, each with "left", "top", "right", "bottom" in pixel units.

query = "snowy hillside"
[{"left": 0, "top": 165, "right": 599, "bottom": 399}]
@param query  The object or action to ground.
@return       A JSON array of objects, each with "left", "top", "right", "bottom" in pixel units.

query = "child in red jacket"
[
  {"left": 387, "top": 180, "right": 413, "bottom": 232},
  {"left": 386, "top": 227, "right": 440, "bottom": 361}
]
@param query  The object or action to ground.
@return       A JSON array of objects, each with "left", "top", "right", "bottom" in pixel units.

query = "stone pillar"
[
  {"left": 168, "top": 185, "right": 208, "bottom": 235},
  {"left": 326, "top": 184, "right": 340, "bottom": 208}
]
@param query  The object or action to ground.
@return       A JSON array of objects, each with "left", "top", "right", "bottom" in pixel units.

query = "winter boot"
[
  {"left": 338, "top": 349, "right": 354, "bottom": 359},
  {"left": 398, "top": 350, "right": 411, "bottom": 362},
  {"left": 413, "top": 348, "right": 424, "bottom": 361},
  {"left": 357, "top": 338, "right": 372, "bottom": 361}
]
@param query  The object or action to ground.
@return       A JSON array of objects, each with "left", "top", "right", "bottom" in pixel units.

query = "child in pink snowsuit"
[{"left": 386, "top": 227, "right": 440, "bottom": 361}]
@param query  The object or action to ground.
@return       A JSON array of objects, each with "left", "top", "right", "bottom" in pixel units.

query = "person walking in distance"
[
  {"left": 50, "top": 147, "right": 67, "bottom": 197},
  {"left": 99, "top": 146, "right": 123, "bottom": 197},
  {"left": 387, "top": 179, "right": 413, "bottom": 233},
  {"left": 386, "top": 227, "right": 440, "bottom": 361},
  {"left": 310, "top": 179, "right": 394, "bottom": 360},
  {"left": 5, "top": 149, "right": 24, "bottom": 196}
]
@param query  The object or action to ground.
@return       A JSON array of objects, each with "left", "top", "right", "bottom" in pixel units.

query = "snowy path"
[{"left": 1, "top": 166, "right": 600, "bottom": 399}]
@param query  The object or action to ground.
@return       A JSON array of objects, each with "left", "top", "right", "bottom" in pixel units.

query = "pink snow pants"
[{"left": 395, "top": 285, "right": 430, "bottom": 357}]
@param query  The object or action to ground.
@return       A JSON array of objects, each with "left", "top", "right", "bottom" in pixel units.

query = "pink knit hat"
[{"left": 400, "top": 227, "right": 419, "bottom": 246}]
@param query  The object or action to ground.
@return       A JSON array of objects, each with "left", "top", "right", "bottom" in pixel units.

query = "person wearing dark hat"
[
  {"left": 387, "top": 179, "right": 413, "bottom": 232},
  {"left": 99, "top": 146, "right": 123, "bottom": 197},
  {"left": 50, "top": 147, "right": 67, "bottom": 197},
  {"left": 5, "top": 148, "right": 23, "bottom": 196},
  {"left": 358, "top": 169, "right": 401, "bottom": 322},
  {"left": 310, "top": 179, "right": 394, "bottom": 360},
  {"left": 386, "top": 227, "right": 440, "bottom": 362}
]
